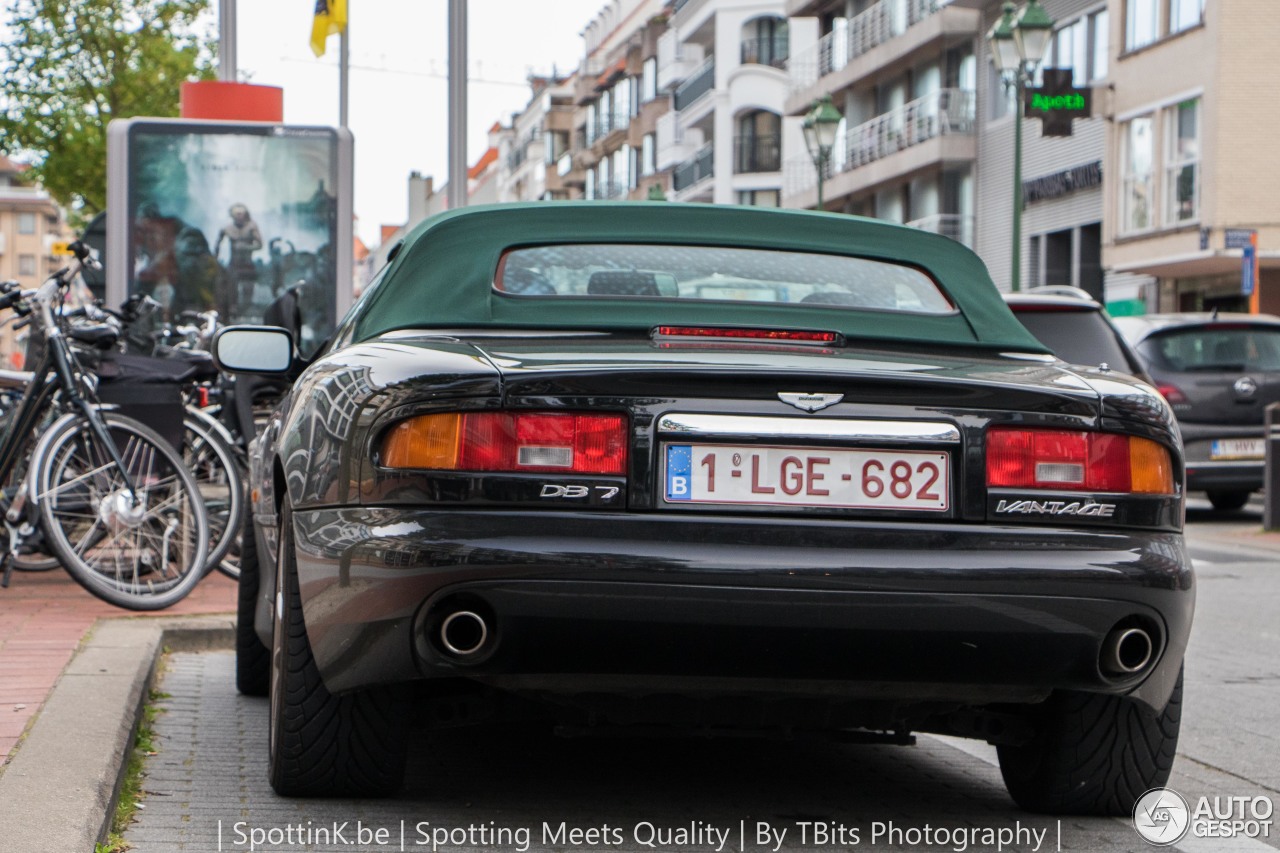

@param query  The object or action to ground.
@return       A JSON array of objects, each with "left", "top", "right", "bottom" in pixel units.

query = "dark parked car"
[
  {"left": 1113, "top": 312, "right": 1280, "bottom": 510},
  {"left": 218, "top": 203, "right": 1192, "bottom": 814},
  {"left": 1004, "top": 291, "right": 1153, "bottom": 384}
]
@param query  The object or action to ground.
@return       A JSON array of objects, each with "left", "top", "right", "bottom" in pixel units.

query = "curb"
[{"left": 0, "top": 614, "right": 234, "bottom": 852}]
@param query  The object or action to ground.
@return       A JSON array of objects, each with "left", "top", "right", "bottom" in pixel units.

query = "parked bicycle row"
[{"left": 0, "top": 240, "right": 284, "bottom": 610}]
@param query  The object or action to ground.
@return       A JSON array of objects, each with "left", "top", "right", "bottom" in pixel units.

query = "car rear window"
[
  {"left": 1141, "top": 326, "right": 1280, "bottom": 372},
  {"left": 1010, "top": 308, "right": 1136, "bottom": 371},
  {"left": 495, "top": 244, "right": 955, "bottom": 315}
]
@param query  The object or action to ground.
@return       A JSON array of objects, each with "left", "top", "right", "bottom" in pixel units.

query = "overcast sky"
[{"left": 237, "top": 1, "right": 607, "bottom": 245}]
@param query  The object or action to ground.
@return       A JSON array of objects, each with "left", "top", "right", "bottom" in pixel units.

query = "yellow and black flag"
[{"left": 310, "top": 0, "right": 348, "bottom": 57}]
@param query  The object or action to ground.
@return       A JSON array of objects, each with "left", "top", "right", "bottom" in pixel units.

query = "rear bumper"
[
  {"left": 1180, "top": 423, "right": 1264, "bottom": 492},
  {"left": 1185, "top": 460, "right": 1262, "bottom": 493},
  {"left": 290, "top": 508, "right": 1193, "bottom": 715}
]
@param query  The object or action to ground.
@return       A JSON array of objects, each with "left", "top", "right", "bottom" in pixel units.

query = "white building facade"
[{"left": 657, "top": 0, "right": 813, "bottom": 205}]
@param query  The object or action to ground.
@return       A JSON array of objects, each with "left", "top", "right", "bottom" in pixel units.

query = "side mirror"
[{"left": 212, "top": 326, "right": 294, "bottom": 375}]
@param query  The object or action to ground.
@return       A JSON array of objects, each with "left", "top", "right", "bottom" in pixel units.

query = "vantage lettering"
[{"left": 995, "top": 499, "right": 1116, "bottom": 517}]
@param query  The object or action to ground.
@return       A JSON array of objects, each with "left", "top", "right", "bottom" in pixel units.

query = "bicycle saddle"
[{"left": 69, "top": 323, "right": 120, "bottom": 349}]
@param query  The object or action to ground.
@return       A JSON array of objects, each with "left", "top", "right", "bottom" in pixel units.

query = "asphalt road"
[{"left": 124, "top": 505, "right": 1280, "bottom": 853}]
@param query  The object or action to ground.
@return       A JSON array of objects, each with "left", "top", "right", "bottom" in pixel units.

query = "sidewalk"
[{"left": 0, "top": 568, "right": 235, "bottom": 761}]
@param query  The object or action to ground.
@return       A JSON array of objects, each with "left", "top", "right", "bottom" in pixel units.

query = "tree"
[{"left": 0, "top": 0, "right": 215, "bottom": 218}]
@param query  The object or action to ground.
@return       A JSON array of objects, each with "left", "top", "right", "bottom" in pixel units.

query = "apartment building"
[
  {"left": 575, "top": 0, "right": 674, "bottom": 201},
  {"left": 657, "top": 0, "right": 808, "bottom": 205},
  {"left": 1103, "top": 0, "right": 1279, "bottom": 314},
  {"left": 782, "top": 0, "right": 979, "bottom": 245},
  {"left": 496, "top": 75, "right": 579, "bottom": 202},
  {"left": 0, "top": 156, "right": 68, "bottom": 367}
]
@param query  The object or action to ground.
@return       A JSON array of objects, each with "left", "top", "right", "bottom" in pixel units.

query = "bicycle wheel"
[
  {"left": 183, "top": 410, "right": 246, "bottom": 578},
  {"left": 30, "top": 411, "right": 209, "bottom": 610}
]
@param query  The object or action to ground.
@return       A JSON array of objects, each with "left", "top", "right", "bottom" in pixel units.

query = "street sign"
[
  {"left": 1243, "top": 244, "right": 1257, "bottom": 297},
  {"left": 1225, "top": 228, "right": 1257, "bottom": 250},
  {"left": 49, "top": 241, "right": 73, "bottom": 256},
  {"left": 1024, "top": 69, "right": 1092, "bottom": 137}
]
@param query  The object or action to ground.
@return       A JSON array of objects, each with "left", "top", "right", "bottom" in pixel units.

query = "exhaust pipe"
[
  {"left": 1101, "top": 626, "right": 1153, "bottom": 676},
  {"left": 439, "top": 610, "right": 488, "bottom": 657}
]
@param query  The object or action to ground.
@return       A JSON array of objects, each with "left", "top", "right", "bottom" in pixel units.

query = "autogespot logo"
[{"left": 1134, "top": 788, "right": 1191, "bottom": 846}]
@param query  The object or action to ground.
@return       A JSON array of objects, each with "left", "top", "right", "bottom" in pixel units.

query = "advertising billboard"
[{"left": 107, "top": 118, "right": 353, "bottom": 356}]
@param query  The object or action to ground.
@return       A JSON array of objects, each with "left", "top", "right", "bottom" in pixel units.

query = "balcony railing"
[
  {"left": 597, "top": 180, "right": 629, "bottom": 200},
  {"left": 734, "top": 134, "right": 781, "bottom": 173},
  {"left": 673, "top": 143, "right": 714, "bottom": 191},
  {"left": 740, "top": 37, "right": 789, "bottom": 68},
  {"left": 906, "top": 213, "right": 974, "bottom": 247},
  {"left": 789, "top": 0, "right": 948, "bottom": 93},
  {"left": 784, "top": 88, "right": 974, "bottom": 195},
  {"left": 594, "top": 109, "right": 631, "bottom": 141},
  {"left": 674, "top": 59, "right": 715, "bottom": 111}
]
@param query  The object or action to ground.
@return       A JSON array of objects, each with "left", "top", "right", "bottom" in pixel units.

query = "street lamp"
[
  {"left": 802, "top": 94, "right": 843, "bottom": 211},
  {"left": 987, "top": 0, "right": 1054, "bottom": 291}
]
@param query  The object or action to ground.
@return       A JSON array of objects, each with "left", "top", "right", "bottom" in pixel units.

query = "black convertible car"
[{"left": 217, "top": 203, "right": 1192, "bottom": 814}]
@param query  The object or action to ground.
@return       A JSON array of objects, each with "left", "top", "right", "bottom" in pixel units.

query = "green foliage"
[{"left": 0, "top": 0, "right": 215, "bottom": 219}]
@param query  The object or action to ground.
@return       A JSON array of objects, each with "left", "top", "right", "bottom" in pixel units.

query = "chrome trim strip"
[{"left": 657, "top": 413, "right": 961, "bottom": 444}]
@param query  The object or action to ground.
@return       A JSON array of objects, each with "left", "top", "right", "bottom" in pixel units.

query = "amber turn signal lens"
[
  {"left": 1129, "top": 436, "right": 1175, "bottom": 495},
  {"left": 381, "top": 412, "right": 460, "bottom": 469}
]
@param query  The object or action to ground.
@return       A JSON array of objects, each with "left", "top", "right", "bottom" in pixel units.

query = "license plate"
[
  {"left": 664, "top": 444, "right": 949, "bottom": 511},
  {"left": 1211, "top": 438, "right": 1265, "bottom": 460}
]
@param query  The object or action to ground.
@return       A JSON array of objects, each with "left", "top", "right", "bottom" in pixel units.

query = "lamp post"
[
  {"left": 987, "top": 0, "right": 1054, "bottom": 291},
  {"left": 802, "top": 95, "right": 843, "bottom": 211}
]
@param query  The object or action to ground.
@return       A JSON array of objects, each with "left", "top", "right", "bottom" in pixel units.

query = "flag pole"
[
  {"left": 447, "top": 0, "right": 467, "bottom": 208},
  {"left": 219, "top": 0, "right": 236, "bottom": 81},
  {"left": 339, "top": 10, "right": 349, "bottom": 127}
]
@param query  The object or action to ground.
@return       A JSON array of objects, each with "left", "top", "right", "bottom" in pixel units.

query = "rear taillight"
[
  {"left": 1156, "top": 383, "right": 1187, "bottom": 405},
  {"left": 986, "top": 428, "right": 1174, "bottom": 494},
  {"left": 381, "top": 411, "right": 628, "bottom": 474}
]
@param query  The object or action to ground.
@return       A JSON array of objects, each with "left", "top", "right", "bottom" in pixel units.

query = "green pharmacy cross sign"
[{"left": 1024, "top": 69, "right": 1092, "bottom": 137}]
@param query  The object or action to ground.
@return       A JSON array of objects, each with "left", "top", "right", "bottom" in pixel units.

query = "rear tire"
[
  {"left": 1206, "top": 490, "right": 1250, "bottom": 511},
  {"left": 997, "top": 666, "right": 1183, "bottom": 815},
  {"left": 268, "top": 506, "right": 408, "bottom": 796},
  {"left": 235, "top": 514, "right": 270, "bottom": 696}
]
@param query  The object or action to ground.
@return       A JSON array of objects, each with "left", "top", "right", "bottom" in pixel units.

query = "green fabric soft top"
[{"left": 354, "top": 202, "right": 1049, "bottom": 353}]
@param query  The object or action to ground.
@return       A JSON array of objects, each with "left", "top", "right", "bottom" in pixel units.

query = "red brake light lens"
[
  {"left": 1156, "top": 383, "right": 1187, "bottom": 404},
  {"left": 986, "top": 428, "right": 1174, "bottom": 494},
  {"left": 383, "top": 411, "right": 627, "bottom": 475},
  {"left": 653, "top": 326, "right": 842, "bottom": 344}
]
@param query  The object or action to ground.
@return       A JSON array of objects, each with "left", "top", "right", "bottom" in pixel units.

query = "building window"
[
  {"left": 17, "top": 212, "right": 36, "bottom": 235},
  {"left": 1121, "top": 115, "right": 1155, "bottom": 233},
  {"left": 1170, "top": 0, "right": 1204, "bottom": 33},
  {"left": 18, "top": 254, "right": 36, "bottom": 276},
  {"left": 1091, "top": 9, "right": 1109, "bottom": 80},
  {"left": 641, "top": 134, "right": 655, "bottom": 176},
  {"left": 585, "top": 168, "right": 595, "bottom": 200},
  {"left": 741, "top": 16, "right": 788, "bottom": 68},
  {"left": 1043, "top": 10, "right": 1109, "bottom": 85},
  {"left": 734, "top": 110, "right": 781, "bottom": 174},
  {"left": 737, "top": 189, "right": 780, "bottom": 207},
  {"left": 1165, "top": 98, "right": 1199, "bottom": 224},
  {"left": 642, "top": 57, "right": 657, "bottom": 103},
  {"left": 1125, "top": 0, "right": 1158, "bottom": 51},
  {"left": 585, "top": 102, "right": 598, "bottom": 145}
]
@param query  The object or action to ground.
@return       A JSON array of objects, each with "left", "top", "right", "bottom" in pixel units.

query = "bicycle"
[
  {"left": 63, "top": 300, "right": 248, "bottom": 580},
  {"left": 0, "top": 242, "right": 209, "bottom": 610}
]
